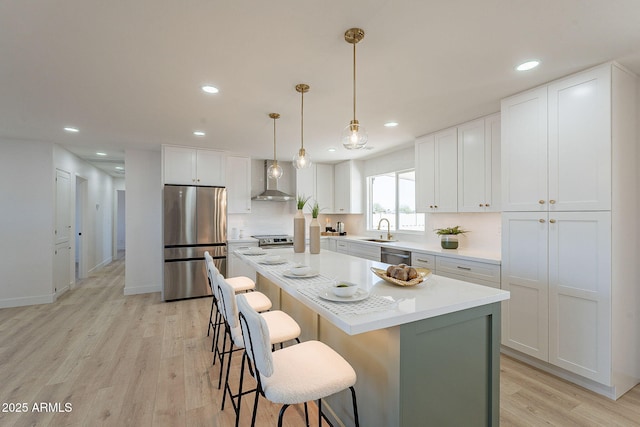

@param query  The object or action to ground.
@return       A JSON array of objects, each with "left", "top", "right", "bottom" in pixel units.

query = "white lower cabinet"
[
  {"left": 346, "top": 242, "right": 380, "bottom": 262},
  {"left": 435, "top": 256, "right": 501, "bottom": 288},
  {"left": 410, "top": 252, "right": 435, "bottom": 270},
  {"left": 502, "top": 211, "right": 612, "bottom": 385}
]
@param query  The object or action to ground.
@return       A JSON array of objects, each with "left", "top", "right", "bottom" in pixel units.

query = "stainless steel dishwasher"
[{"left": 380, "top": 247, "right": 412, "bottom": 265}]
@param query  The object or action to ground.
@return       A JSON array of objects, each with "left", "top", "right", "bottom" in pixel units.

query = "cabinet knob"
[
  {"left": 434, "top": 205, "right": 438, "bottom": 208},
  {"left": 549, "top": 199, "right": 556, "bottom": 204},
  {"left": 539, "top": 219, "right": 546, "bottom": 223},
  {"left": 479, "top": 203, "right": 483, "bottom": 207},
  {"left": 197, "top": 179, "right": 200, "bottom": 182},
  {"left": 549, "top": 219, "right": 556, "bottom": 224},
  {"left": 429, "top": 205, "right": 434, "bottom": 209},
  {"left": 485, "top": 203, "right": 490, "bottom": 207},
  {"left": 539, "top": 200, "right": 545, "bottom": 205}
]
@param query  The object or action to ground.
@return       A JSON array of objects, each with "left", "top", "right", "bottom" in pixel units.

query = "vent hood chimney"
[{"left": 252, "top": 160, "right": 295, "bottom": 202}]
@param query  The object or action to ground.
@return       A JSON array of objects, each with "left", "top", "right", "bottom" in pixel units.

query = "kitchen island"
[{"left": 236, "top": 248, "right": 510, "bottom": 427}]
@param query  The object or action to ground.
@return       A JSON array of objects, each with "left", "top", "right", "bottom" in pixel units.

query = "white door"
[
  {"left": 457, "top": 118, "right": 486, "bottom": 212},
  {"left": 295, "top": 163, "right": 316, "bottom": 202},
  {"left": 415, "top": 134, "right": 435, "bottom": 212},
  {"left": 163, "top": 146, "right": 196, "bottom": 184},
  {"left": 548, "top": 65, "right": 611, "bottom": 211},
  {"left": 501, "top": 212, "right": 549, "bottom": 361},
  {"left": 433, "top": 127, "right": 457, "bottom": 212},
  {"left": 485, "top": 113, "right": 501, "bottom": 212},
  {"left": 548, "top": 211, "right": 611, "bottom": 384},
  {"left": 315, "top": 164, "right": 334, "bottom": 214},
  {"left": 55, "top": 169, "right": 71, "bottom": 295},
  {"left": 333, "top": 161, "right": 349, "bottom": 213},
  {"left": 196, "top": 149, "right": 226, "bottom": 186},
  {"left": 501, "top": 86, "right": 548, "bottom": 211}
]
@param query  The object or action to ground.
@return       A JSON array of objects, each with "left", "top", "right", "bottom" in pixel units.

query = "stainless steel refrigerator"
[{"left": 163, "top": 185, "right": 227, "bottom": 301}]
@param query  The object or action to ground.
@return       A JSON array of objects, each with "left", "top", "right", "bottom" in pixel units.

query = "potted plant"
[
  {"left": 294, "top": 195, "right": 310, "bottom": 253},
  {"left": 308, "top": 201, "right": 322, "bottom": 254},
  {"left": 435, "top": 226, "right": 468, "bottom": 249}
]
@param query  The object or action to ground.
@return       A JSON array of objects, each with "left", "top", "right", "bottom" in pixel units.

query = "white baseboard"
[
  {"left": 124, "top": 284, "right": 161, "bottom": 296},
  {"left": 88, "top": 256, "right": 113, "bottom": 275},
  {"left": 55, "top": 285, "right": 70, "bottom": 299},
  {"left": 0, "top": 293, "right": 55, "bottom": 309}
]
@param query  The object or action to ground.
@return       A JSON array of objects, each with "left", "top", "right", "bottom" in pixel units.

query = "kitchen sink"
[{"left": 361, "top": 238, "right": 398, "bottom": 243}]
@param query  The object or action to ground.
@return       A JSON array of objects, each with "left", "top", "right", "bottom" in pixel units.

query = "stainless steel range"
[{"left": 252, "top": 234, "right": 294, "bottom": 249}]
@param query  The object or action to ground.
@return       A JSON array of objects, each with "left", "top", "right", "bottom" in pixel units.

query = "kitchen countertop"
[
  {"left": 323, "top": 234, "right": 501, "bottom": 264},
  {"left": 236, "top": 247, "right": 509, "bottom": 335}
]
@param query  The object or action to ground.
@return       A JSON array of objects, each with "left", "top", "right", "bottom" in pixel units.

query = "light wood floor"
[{"left": 1, "top": 255, "right": 638, "bottom": 427}]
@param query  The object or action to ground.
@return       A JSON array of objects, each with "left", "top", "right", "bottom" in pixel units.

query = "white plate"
[
  {"left": 318, "top": 288, "right": 369, "bottom": 302},
  {"left": 282, "top": 269, "right": 319, "bottom": 278},
  {"left": 259, "top": 258, "right": 288, "bottom": 265},
  {"left": 241, "top": 249, "right": 267, "bottom": 256}
]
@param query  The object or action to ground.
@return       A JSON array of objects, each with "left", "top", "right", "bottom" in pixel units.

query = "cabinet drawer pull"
[
  {"left": 416, "top": 258, "right": 431, "bottom": 263},
  {"left": 549, "top": 199, "right": 556, "bottom": 204},
  {"left": 539, "top": 219, "right": 546, "bottom": 223},
  {"left": 456, "top": 266, "right": 471, "bottom": 271},
  {"left": 549, "top": 219, "right": 556, "bottom": 223},
  {"left": 539, "top": 200, "right": 545, "bottom": 204}
]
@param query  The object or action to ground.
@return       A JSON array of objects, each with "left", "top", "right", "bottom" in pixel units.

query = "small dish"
[
  {"left": 241, "top": 248, "right": 266, "bottom": 256},
  {"left": 290, "top": 265, "right": 311, "bottom": 276},
  {"left": 318, "top": 288, "right": 369, "bottom": 302},
  {"left": 282, "top": 269, "right": 319, "bottom": 279},
  {"left": 259, "top": 255, "right": 287, "bottom": 265},
  {"left": 331, "top": 281, "right": 359, "bottom": 297}
]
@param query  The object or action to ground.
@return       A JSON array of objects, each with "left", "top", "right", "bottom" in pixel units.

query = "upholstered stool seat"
[{"left": 262, "top": 340, "right": 357, "bottom": 404}]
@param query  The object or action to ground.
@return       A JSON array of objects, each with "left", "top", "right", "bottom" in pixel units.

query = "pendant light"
[
  {"left": 267, "top": 113, "right": 283, "bottom": 180},
  {"left": 293, "top": 83, "right": 311, "bottom": 169},
  {"left": 341, "top": 27, "right": 368, "bottom": 150}
]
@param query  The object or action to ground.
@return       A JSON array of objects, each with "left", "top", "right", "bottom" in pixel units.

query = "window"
[{"left": 369, "top": 170, "right": 425, "bottom": 232}]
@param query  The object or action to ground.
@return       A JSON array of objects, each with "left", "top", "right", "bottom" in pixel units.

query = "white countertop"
[
  {"left": 322, "top": 234, "right": 501, "bottom": 264},
  {"left": 236, "top": 247, "right": 509, "bottom": 335}
]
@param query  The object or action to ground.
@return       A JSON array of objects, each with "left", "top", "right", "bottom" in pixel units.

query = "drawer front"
[
  {"left": 435, "top": 257, "right": 500, "bottom": 284},
  {"left": 411, "top": 252, "right": 436, "bottom": 269},
  {"left": 348, "top": 242, "right": 380, "bottom": 261},
  {"left": 336, "top": 240, "right": 349, "bottom": 254}
]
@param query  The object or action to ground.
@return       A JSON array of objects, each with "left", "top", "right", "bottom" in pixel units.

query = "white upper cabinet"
[
  {"left": 415, "top": 127, "right": 457, "bottom": 213},
  {"left": 163, "top": 146, "right": 226, "bottom": 186},
  {"left": 502, "top": 65, "right": 612, "bottom": 212},
  {"left": 457, "top": 114, "right": 501, "bottom": 212},
  {"left": 548, "top": 66, "right": 611, "bottom": 211},
  {"left": 226, "top": 156, "right": 252, "bottom": 214},
  {"left": 295, "top": 163, "right": 334, "bottom": 213},
  {"left": 333, "top": 160, "right": 363, "bottom": 214},
  {"left": 501, "top": 86, "right": 548, "bottom": 211}
]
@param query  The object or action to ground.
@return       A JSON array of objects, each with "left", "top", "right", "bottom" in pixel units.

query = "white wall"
[
  {"left": 0, "top": 140, "right": 54, "bottom": 307},
  {"left": 124, "top": 148, "right": 162, "bottom": 295}
]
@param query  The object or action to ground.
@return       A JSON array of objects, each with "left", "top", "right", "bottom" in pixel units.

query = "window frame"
[{"left": 367, "top": 168, "right": 424, "bottom": 233}]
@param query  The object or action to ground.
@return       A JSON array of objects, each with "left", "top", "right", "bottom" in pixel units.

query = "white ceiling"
[{"left": 2, "top": 1, "right": 640, "bottom": 176}]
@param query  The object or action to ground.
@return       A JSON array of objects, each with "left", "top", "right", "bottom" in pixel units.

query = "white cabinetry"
[
  {"left": 501, "top": 65, "right": 611, "bottom": 212},
  {"left": 415, "top": 127, "right": 457, "bottom": 213},
  {"left": 333, "top": 160, "right": 363, "bottom": 214},
  {"left": 227, "top": 242, "right": 258, "bottom": 282},
  {"left": 226, "top": 156, "right": 252, "bottom": 213},
  {"left": 346, "top": 242, "right": 380, "bottom": 261},
  {"left": 457, "top": 114, "right": 501, "bottom": 212},
  {"left": 500, "top": 63, "right": 638, "bottom": 398},
  {"left": 435, "top": 256, "right": 501, "bottom": 288},
  {"left": 163, "top": 146, "right": 226, "bottom": 186},
  {"left": 296, "top": 163, "right": 334, "bottom": 213}
]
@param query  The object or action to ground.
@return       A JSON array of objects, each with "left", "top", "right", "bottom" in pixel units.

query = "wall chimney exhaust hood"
[{"left": 252, "top": 160, "right": 295, "bottom": 201}]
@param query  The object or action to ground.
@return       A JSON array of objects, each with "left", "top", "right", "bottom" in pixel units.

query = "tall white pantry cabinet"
[{"left": 500, "top": 62, "right": 639, "bottom": 399}]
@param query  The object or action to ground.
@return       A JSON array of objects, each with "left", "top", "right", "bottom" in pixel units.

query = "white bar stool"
[
  {"left": 216, "top": 274, "right": 301, "bottom": 425},
  {"left": 237, "top": 294, "right": 360, "bottom": 427}
]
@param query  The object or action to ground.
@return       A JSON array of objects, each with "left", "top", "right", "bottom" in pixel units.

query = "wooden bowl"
[{"left": 370, "top": 267, "right": 431, "bottom": 287}]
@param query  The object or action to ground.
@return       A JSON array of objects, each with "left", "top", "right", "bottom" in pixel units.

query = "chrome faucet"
[{"left": 377, "top": 218, "right": 392, "bottom": 241}]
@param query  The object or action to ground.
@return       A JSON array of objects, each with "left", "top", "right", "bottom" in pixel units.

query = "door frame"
[{"left": 75, "top": 175, "right": 88, "bottom": 281}]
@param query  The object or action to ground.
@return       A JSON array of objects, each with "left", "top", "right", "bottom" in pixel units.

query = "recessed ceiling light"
[
  {"left": 201, "top": 85, "right": 219, "bottom": 94},
  {"left": 96, "top": 152, "right": 107, "bottom": 156},
  {"left": 384, "top": 122, "right": 399, "bottom": 127},
  {"left": 115, "top": 166, "right": 124, "bottom": 170},
  {"left": 516, "top": 60, "right": 540, "bottom": 71},
  {"left": 327, "top": 147, "right": 337, "bottom": 152},
  {"left": 193, "top": 131, "right": 206, "bottom": 136},
  {"left": 64, "top": 127, "right": 79, "bottom": 133}
]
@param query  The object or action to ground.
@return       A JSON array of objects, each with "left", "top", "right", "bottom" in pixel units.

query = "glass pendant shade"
[
  {"left": 267, "top": 161, "right": 283, "bottom": 180},
  {"left": 341, "top": 119, "right": 368, "bottom": 149},
  {"left": 293, "top": 148, "right": 311, "bottom": 169}
]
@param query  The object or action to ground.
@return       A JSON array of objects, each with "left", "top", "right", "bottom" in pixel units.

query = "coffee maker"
[{"left": 336, "top": 221, "right": 346, "bottom": 235}]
